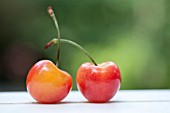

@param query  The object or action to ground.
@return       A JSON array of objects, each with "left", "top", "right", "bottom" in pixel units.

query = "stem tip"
[
  {"left": 44, "top": 40, "right": 55, "bottom": 49},
  {"left": 48, "top": 6, "right": 54, "bottom": 17}
]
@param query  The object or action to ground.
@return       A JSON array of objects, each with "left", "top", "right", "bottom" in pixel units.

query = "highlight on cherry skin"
[
  {"left": 26, "top": 60, "right": 72, "bottom": 104},
  {"left": 76, "top": 61, "right": 121, "bottom": 103}
]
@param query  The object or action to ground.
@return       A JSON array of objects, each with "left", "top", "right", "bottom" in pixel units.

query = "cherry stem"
[
  {"left": 45, "top": 38, "right": 98, "bottom": 66},
  {"left": 48, "top": 6, "right": 61, "bottom": 67}
]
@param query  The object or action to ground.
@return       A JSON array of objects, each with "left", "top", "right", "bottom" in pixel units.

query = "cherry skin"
[
  {"left": 76, "top": 61, "right": 121, "bottom": 103},
  {"left": 26, "top": 60, "right": 72, "bottom": 104}
]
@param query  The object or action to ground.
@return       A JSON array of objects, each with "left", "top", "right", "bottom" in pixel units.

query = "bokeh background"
[{"left": 0, "top": 0, "right": 170, "bottom": 91}]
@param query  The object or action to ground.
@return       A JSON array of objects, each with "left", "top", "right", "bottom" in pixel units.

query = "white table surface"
[{"left": 0, "top": 90, "right": 170, "bottom": 113}]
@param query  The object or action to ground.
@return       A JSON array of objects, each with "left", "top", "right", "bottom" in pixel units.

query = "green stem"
[
  {"left": 48, "top": 6, "right": 61, "bottom": 67},
  {"left": 45, "top": 38, "right": 98, "bottom": 66}
]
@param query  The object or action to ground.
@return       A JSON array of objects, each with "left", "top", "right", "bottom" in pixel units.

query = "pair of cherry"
[{"left": 26, "top": 7, "right": 121, "bottom": 104}]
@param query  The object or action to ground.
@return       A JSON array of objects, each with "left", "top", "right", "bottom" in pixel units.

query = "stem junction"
[{"left": 45, "top": 38, "right": 98, "bottom": 66}]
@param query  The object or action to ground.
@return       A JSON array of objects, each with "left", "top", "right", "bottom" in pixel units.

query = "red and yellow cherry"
[
  {"left": 26, "top": 7, "right": 73, "bottom": 104},
  {"left": 76, "top": 62, "right": 121, "bottom": 103},
  {"left": 26, "top": 60, "right": 72, "bottom": 104}
]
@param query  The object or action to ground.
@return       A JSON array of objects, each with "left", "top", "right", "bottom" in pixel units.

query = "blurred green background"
[{"left": 0, "top": 0, "right": 170, "bottom": 91}]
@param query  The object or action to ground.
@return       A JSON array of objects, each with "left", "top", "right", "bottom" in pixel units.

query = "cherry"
[
  {"left": 77, "top": 62, "right": 121, "bottom": 103},
  {"left": 45, "top": 38, "right": 121, "bottom": 103},
  {"left": 26, "top": 60, "right": 72, "bottom": 104},
  {"left": 26, "top": 7, "right": 72, "bottom": 104}
]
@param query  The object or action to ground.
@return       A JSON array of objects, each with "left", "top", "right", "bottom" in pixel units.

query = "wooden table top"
[{"left": 0, "top": 90, "right": 170, "bottom": 113}]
